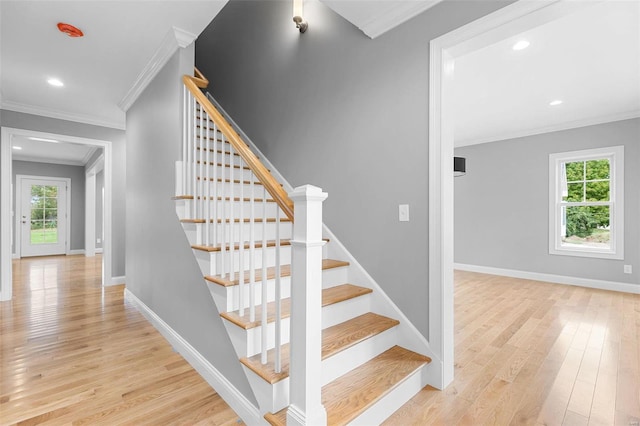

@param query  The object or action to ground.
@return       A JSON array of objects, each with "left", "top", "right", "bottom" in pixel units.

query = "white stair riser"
[
  {"left": 206, "top": 276, "right": 292, "bottom": 314},
  {"left": 243, "top": 365, "right": 289, "bottom": 415},
  {"left": 321, "top": 293, "right": 372, "bottom": 329},
  {"left": 348, "top": 365, "right": 429, "bottom": 426},
  {"left": 224, "top": 318, "right": 291, "bottom": 358},
  {"left": 196, "top": 166, "right": 256, "bottom": 182},
  {"left": 194, "top": 246, "right": 292, "bottom": 277},
  {"left": 182, "top": 222, "right": 292, "bottom": 247},
  {"left": 182, "top": 200, "right": 283, "bottom": 219},
  {"left": 192, "top": 181, "right": 270, "bottom": 198},
  {"left": 322, "top": 327, "right": 396, "bottom": 385}
]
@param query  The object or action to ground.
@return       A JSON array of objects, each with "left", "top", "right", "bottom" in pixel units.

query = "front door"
[{"left": 20, "top": 178, "right": 68, "bottom": 257}]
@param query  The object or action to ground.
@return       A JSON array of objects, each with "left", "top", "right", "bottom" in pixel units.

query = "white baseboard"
[
  {"left": 124, "top": 289, "right": 265, "bottom": 425},
  {"left": 95, "top": 248, "right": 103, "bottom": 254},
  {"left": 69, "top": 249, "right": 86, "bottom": 256},
  {"left": 12, "top": 253, "right": 19, "bottom": 259},
  {"left": 454, "top": 263, "right": 640, "bottom": 294},
  {"left": 108, "top": 275, "right": 126, "bottom": 286}
]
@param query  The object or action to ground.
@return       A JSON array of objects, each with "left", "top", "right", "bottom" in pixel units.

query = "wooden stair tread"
[
  {"left": 220, "top": 282, "right": 366, "bottom": 331},
  {"left": 193, "top": 239, "right": 292, "bottom": 253},
  {"left": 265, "top": 346, "right": 431, "bottom": 426},
  {"left": 196, "top": 146, "right": 241, "bottom": 156},
  {"left": 241, "top": 310, "right": 393, "bottom": 384},
  {"left": 181, "top": 217, "right": 292, "bottom": 224},
  {"left": 205, "top": 258, "right": 347, "bottom": 287}
]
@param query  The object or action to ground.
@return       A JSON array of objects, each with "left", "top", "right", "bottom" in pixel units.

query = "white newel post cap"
[{"left": 289, "top": 184, "right": 328, "bottom": 203}]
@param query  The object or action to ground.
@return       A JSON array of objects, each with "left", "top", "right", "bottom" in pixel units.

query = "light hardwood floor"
[
  {"left": 2, "top": 257, "right": 638, "bottom": 425},
  {"left": 0, "top": 255, "right": 243, "bottom": 425},
  {"left": 385, "top": 270, "right": 640, "bottom": 426}
]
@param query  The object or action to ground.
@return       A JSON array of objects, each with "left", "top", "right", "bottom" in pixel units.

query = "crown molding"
[
  {"left": 118, "top": 26, "right": 197, "bottom": 112},
  {"left": 1, "top": 100, "right": 126, "bottom": 130},
  {"left": 12, "top": 155, "right": 87, "bottom": 167},
  {"left": 361, "top": 0, "right": 442, "bottom": 39},
  {"left": 455, "top": 110, "right": 640, "bottom": 147},
  {"left": 321, "top": 0, "right": 442, "bottom": 39}
]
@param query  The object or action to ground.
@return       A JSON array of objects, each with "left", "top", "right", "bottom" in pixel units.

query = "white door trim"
[
  {"left": 428, "top": 0, "right": 595, "bottom": 389},
  {"left": 0, "top": 127, "right": 115, "bottom": 301},
  {"left": 85, "top": 153, "right": 104, "bottom": 258},
  {"left": 16, "top": 175, "right": 71, "bottom": 257}
]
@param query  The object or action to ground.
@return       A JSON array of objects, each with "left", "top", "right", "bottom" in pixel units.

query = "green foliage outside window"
[{"left": 563, "top": 159, "right": 610, "bottom": 239}]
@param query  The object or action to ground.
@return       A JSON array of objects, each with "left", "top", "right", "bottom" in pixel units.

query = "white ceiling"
[
  {"left": 11, "top": 136, "right": 98, "bottom": 166},
  {"left": 1, "top": 0, "right": 637, "bottom": 159},
  {"left": 453, "top": 1, "right": 640, "bottom": 147},
  {"left": 0, "top": 0, "right": 228, "bottom": 130}
]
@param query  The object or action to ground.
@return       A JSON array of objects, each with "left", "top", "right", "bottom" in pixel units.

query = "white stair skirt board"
[
  {"left": 348, "top": 364, "right": 429, "bottom": 426},
  {"left": 454, "top": 263, "right": 640, "bottom": 295},
  {"left": 124, "top": 289, "right": 266, "bottom": 426}
]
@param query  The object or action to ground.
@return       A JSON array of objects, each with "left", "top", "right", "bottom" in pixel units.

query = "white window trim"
[{"left": 549, "top": 146, "right": 624, "bottom": 260}]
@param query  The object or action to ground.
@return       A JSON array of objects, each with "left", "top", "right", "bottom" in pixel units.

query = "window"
[{"left": 549, "top": 146, "right": 624, "bottom": 259}]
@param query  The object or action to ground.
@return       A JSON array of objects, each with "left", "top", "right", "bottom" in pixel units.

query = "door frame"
[
  {"left": 16, "top": 175, "right": 71, "bottom": 258},
  {"left": 428, "top": 0, "right": 594, "bottom": 389},
  {"left": 1, "top": 127, "right": 114, "bottom": 301}
]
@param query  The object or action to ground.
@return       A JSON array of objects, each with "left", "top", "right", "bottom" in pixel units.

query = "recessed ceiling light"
[
  {"left": 512, "top": 40, "right": 530, "bottom": 51},
  {"left": 47, "top": 78, "right": 64, "bottom": 87},
  {"left": 12, "top": 146, "right": 22, "bottom": 150},
  {"left": 29, "top": 137, "right": 59, "bottom": 143},
  {"left": 549, "top": 100, "right": 563, "bottom": 106}
]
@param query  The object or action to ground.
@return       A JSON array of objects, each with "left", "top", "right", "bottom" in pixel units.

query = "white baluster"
[
  {"left": 275, "top": 202, "right": 282, "bottom": 373},
  {"left": 182, "top": 87, "right": 187, "bottom": 196},
  {"left": 191, "top": 97, "right": 197, "bottom": 204},
  {"left": 220, "top": 132, "right": 227, "bottom": 279},
  {"left": 229, "top": 144, "right": 235, "bottom": 280},
  {"left": 249, "top": 179, "right": 256, "bottom": 323},
  {"left": 261, "top": 185, "right": 268, "bottom": 365},
  {"left": 239, "top": 158, "right": 245, "bottom": 317},
  {"left": 205, "top": 112, "right": 210, "bottom": 247},
  {"left": 212, "top": 124, "right": 218, "bottom": 256}
]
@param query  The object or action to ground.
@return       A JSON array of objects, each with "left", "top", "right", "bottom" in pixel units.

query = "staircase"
[{"left": 175, "top": 70, "right": 433, "bottom": 425}]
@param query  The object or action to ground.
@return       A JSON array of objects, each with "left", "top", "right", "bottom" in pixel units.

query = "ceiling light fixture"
[
  {"left": 512, "top": 40, "right": 530, "bottom": 51},
  {"left": 29, "top": 137, "right": 59, "bottom": 143},
  {"left": 549, "top": 99, "right": 563, "bottom": 106},
  {"left": 57, "top": 22, "right": 84, "bottom": 37},
  {"left": 47, "top": 78, "right": 64, "bottom": 87},
  {"left": 293, "top": 0, "right": 308, "bottom": 33},
  {"left": 12, "top": 146, "right": 22, "bottom": 150}
]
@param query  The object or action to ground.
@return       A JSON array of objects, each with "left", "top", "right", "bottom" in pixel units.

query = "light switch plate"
[
  {"left": 624, "top": 265, "right": 632, "bottom": 274},
  {"left": 399, "top": 204, "right": 409, "bottom": 222}
]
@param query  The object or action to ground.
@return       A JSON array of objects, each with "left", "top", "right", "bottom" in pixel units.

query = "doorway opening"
[
  {"left": 428, "top": 0, "right": 595, "bottom": 389},
  {"left": 1, "top": 127, "right": 114, "bottom": 301}
]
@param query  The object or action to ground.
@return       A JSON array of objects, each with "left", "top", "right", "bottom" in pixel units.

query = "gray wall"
[
  {"left": 454, "top": 118, "right": 640, "bottom": 286},
  {"left": 125, "top": 47, "right": 256, "bottom": 404},
  {"left": 195, "top": 0, "right": 512, "bottom": 337},
  {"left": 12, "top": 160, "right": 86, "bottom": 253},
  {"left": 1, "top": 110, "right": 126, "bottom": 277}
]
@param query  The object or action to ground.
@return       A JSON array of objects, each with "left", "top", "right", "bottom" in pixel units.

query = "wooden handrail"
[{"left": 183, "top": 73, "right": 294, "bottom": 221}]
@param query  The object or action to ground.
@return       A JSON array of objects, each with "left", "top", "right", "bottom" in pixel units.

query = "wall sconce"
[
  {"left": 454, "top": 157, "right": 466, "bottom": 177},
  {"left": 293, "top": 0, "right": 308, "bottom": 33}
]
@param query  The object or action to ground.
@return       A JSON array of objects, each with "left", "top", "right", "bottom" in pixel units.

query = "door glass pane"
[{"left": 30, "top": 185, "right": 59, "bottom": 245}]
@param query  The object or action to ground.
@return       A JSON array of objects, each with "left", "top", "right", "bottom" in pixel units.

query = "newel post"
[{"left": 287, "top": 185, "right": 328, "bottom": 426}]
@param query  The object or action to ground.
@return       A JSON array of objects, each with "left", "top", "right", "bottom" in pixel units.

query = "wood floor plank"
[{"left": 0, "top": 255, "right": 243, "bottom": 425}]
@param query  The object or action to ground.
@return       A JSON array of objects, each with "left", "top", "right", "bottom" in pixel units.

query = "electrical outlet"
[
  {"left": 399, "top": 204, "right": 409, "bottom": 222},
  {"left": 623, "top": 265, "right": 632, "bottom": 274},
  {"left": 96, "top": 238, "right": 101, "bottom": 244}
]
